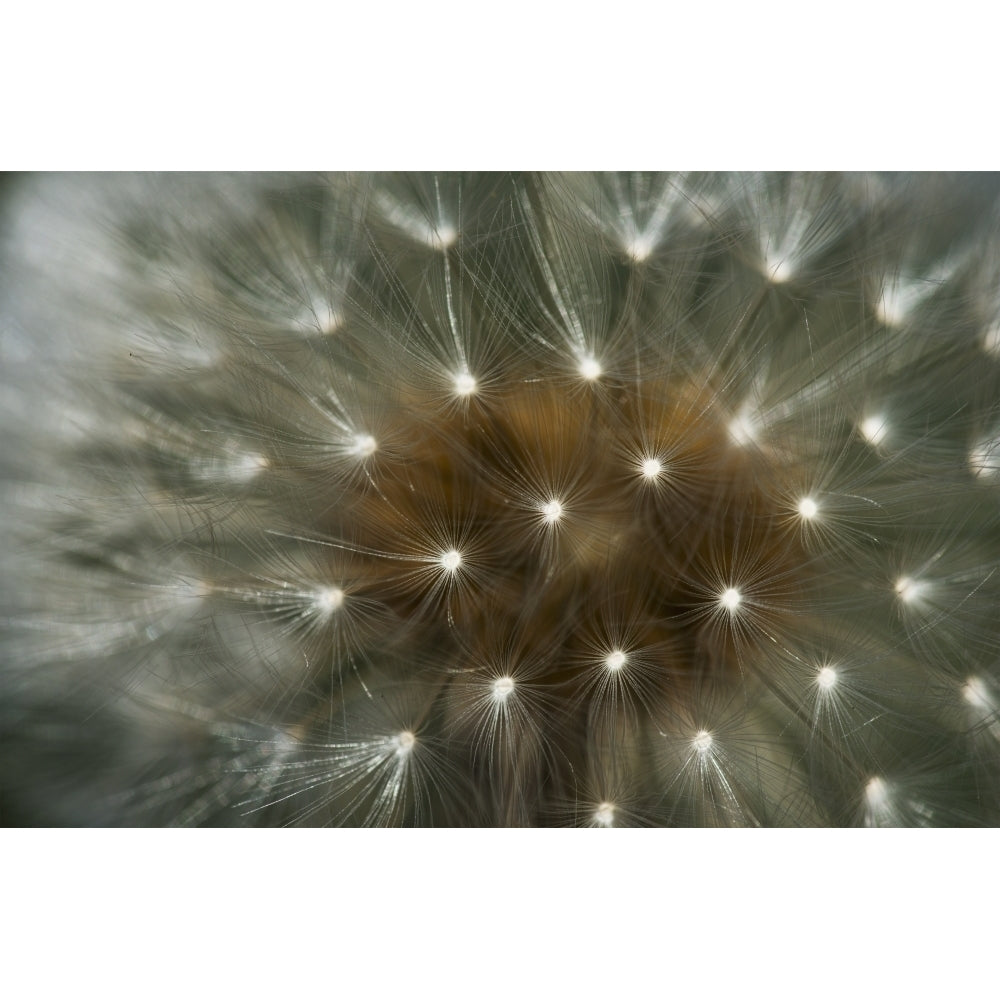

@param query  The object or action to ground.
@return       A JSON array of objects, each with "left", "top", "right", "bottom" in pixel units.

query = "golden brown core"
[{"left": 317, "top": 372, "right": 813, "bottom": 713}]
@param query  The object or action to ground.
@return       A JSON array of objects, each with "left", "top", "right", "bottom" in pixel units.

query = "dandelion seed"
[
  {"left": 894, "top": 576, "right": 925, "bottom": 604},
  {"left": 541, "top": 500, "right": 564, "bottom": 524},
  {"left": 314, "top": 587, "right": 344, "bottom": 614},
  {"left": 969, "top": 436, "right": 1000, "bottom": 479},
  {"left": 859, "top": 415, "right": 888, "bottom": 447},
  {"left": 692, "top": 730, "right": 713, "bottom": 755},
  {"left": 816, "top": 666, "right": 838, "bottom": 690},
  {"left": 764, "top": 253, "right": 793, "bottom": 285},
  {"left": 640, "top": 457, "right": 663, "bottom": 479},
  {"left": 452, "top": 370, "right": 477, "bottom": 397},
  {"left": 578, "top": 356, "right": 602, "bottom": 381},
  {"left": 719, "top": 588, "right": 742, "bottom": 612},
  {"left": 963, "top": 676, "right": 992, "bottom": 712},
  {"left": 439, "top": 549, "right": 462, "bottom": 573},
  {"left": 865, "top": 776, "right": 890, "bottom": 809},
  {"left": 491, "top": 676, "right": 515, "bottom": 702},
  {"left": 604, "top": 650, "right": 627, "bottom": 672},
  {"left": 728, "top": 413, "right": 759, "bottom": 446},
  {"left": 349, "top": 433, "right": 377, "bottom": 458},
  {"left": 392, "top": 730, "right": 416, "bottom": 757},
  {"left": 797, "top": 497, "right": 819, "bottom": 520},
  {"left": 593, "top": 802, "right": 616, "bottom": 826}
]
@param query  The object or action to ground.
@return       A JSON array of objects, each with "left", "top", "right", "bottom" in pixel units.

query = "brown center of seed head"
[{"left": 325, "top": 372, "right": 811, "bottom": 715}]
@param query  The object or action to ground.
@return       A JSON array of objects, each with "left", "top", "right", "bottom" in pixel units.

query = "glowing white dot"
[
  {"left": 720, "top": 587, "right": 742, "bottom": 611},
  {"left": 970, "top": 437, "right": 1000, "bottom": 479},
  {"left": 432, "top": 224, "right": 458, "bottom": 250},
  {"left": 314, "top": 586, "right": 344, "bottom": 613},
  {"left": 963, "top": 677, "right": 992, "bottom": 712},
  {"left": 765, "top": 254, "right": 793, "bottom": 284},
  {"left": 542, "top": 500, "right": 564, "bottom": 524},
  {"left": 692, "top": 730, "right": 713, "bottom": 754},
  {"left": 491, "top": 676, "right": 515, "bottom": 702},
  {"left": 865, "top": 776, "right": 889, "bottom": 808},
  {"left": 392, "top": 731, "right": 416, "bottom": 757},
  {"left": 640, "top": 458, "right": 663, "bottom": 479},
  {"left": 440, "top": 549, "right": 462, "bottom": 572},
  {"left": 982, "top": 323, "right": 1000, "bottom": 357},
  {"left": 593, "top": 802, "right": 616, "bottom": 827},
  {"left": 579, "top": 356, "right": 602, "bottom": 381},
  {"left": 230, "top": 453, "right": 269, "bottom": 481},
  {"left": 894, "top": 576, "right": 924, "bottom": 603},
  {"left": 797, "top": 497, "right": 819, "bottom": 520},
  {"left": 453, "top": 371, "right": 477, "bottom": 397},
  {"left": 816, "top": 666, "right": 838, "bottom": 690},
  {"left": 627, "top": 235, "right": 655, "bottom": 262},
  {"left": 350, "top": 433, "right": 377, "bottom": 458},
  {"left": 859, "top": 416, "right": 888, "bottom": 447},
  {"left": 605, "top": 650, "right": 627, "bottom": 672},
  {"left": 728, "top": 413, "right": 759, "bottom": 446}
]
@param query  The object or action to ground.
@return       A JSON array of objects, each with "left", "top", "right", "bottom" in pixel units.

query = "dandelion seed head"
[
  {"left": 593, "top": 802, "right": 616, "bottom": 826},
  {"left": 692, "top": 730, "right": 713, "bottom": 755}
]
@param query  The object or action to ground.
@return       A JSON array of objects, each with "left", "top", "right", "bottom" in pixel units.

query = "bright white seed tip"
[
  {"left": 350, "top": 433, "right": 377, "bottom": 458},
  {"left": 453, "top": 371, "right": 477, "bottom": 397},
  {"left": 982, "top": 323, "right": 1000, "bottom": 357},
  {"left": 720, "top": 587, "right": 742, "bottom": 611},
  {"left": 859, "top": 415, "right": 888, "bottom": 447},
  {"left": 314, "top": 586, "right": 344, "bottom": 613},
  {"left": 765, "top": 255, "right": 793, "bottom": 284},
  {"left": 640, "top": 458, "right": 663, "bottom": 479},
  {"left": 492, "top": 676, "right": 515, "bottom": 701},
  {"left": 865, "top": 776, "right": 889, "bottom": 807},
  {"left": 692, "top": 730, "right": 713, "bottom": 754},
  {"left": 797, "top": 497, "right": 819, "bottom": 519},
  {"left": 230, "top": 453, "right": 269, "bottom": 481},
  {"left": 728, "top": 414, "right": 759, "bottom": 446},
  {"left": 970, "top": 438, "right": 1000, "bottom": 479},
  {"left": 605, "top": 650, "right": 627, "bottom": 672},
  {"left": 578, "top": 356, "right": 602, "bottom": 381},
  {"left": 542, "top": 500, "right": 564, "bottom": 524},
  {"left": 392, "top": 731, "right": 416, "bottom": 757},
  {"left": 627, "top": 235, "right": 655, "bottom": 262},
  {"left": 963, "top": 677, "right": 992, "bottom": 712},
  {"left": 432, "top": 224, "right": 458, "bottom": 250},
  {"left": 593, "top": 802, "right": 616, "bottom": 827},
  {"left": 894, "top": 576, "right": 924, "bottom": 603},
  {"left": 440, "top": 549, "right": 462, "bottom": 572},
  {"left": 816, "top": 666, "right": 838, "bottom": 690}
]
